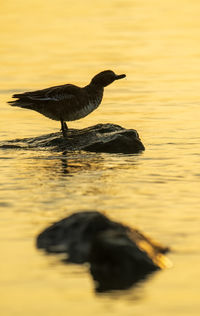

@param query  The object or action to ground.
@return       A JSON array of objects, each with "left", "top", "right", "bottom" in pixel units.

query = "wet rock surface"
[
  {"left": 0, "top": 123, "right": 145, "bottom": 154},
  {"left": 37, "top": 211, "right": 170, "bottom": 292}
]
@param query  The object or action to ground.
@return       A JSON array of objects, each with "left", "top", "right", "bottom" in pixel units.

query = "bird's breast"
[{"left": 64, "top": 92, "right": 103, "bottom": 121}]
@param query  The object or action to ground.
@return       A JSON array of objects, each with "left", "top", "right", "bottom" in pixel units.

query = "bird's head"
[{"left": 90, "top": 70, "right": 126, "bottom": 87}]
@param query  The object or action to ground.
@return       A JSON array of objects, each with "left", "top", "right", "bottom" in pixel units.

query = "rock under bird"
[{"left": 8, "top": 70, "right": 126, "bottom": 137}]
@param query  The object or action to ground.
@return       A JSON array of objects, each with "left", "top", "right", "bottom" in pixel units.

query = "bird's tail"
[
  {"left": 8, "top": 99, "right": 34, "bottom": 109},
  {"left": 8, "top": 100, "right": 18, "bottom": 106},
  {"left": 8, "top": 93, "right": 34, "bottom": 108}
]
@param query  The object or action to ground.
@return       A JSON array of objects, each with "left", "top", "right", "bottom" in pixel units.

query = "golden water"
[{"left": 1, "top": 0, "right": 200, "bottom": 315}]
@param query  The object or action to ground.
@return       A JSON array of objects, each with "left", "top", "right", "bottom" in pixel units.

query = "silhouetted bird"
[{"left": 8, "top": 70, "right": 126, "bottom": 137}]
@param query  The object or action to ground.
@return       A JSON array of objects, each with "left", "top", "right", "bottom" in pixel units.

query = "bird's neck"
[
  {"left": 84, "top": 83, "right": 104, "bottom": 93},
  {"left": 83, "top": 84, "right": 104, "bottom": 105}
]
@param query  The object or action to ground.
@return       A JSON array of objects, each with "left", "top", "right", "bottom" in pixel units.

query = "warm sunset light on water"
[{"left": 0, "top": 0, "right": 200, "bottom": 315}]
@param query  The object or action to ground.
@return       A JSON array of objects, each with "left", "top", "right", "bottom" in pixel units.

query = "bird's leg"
[
  {"left": 64, "top": 122, "right": 68, "bottom": 130},
  {"left": 60, "top": 120, "right": 68, "bottom": 137}
]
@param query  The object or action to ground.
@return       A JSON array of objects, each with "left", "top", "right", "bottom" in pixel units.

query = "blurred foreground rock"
[
  {"left": 37, "top": 211, "right": 171, "bottom": 292},
  {"left": 0, "top": 123, "right": 145, "bottom": 154}
]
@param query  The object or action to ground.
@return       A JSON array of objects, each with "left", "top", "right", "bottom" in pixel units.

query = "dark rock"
[
  {"left": 37, "top": 211, "right": 170, "bottom": 292},
  {"left": 90, "top": 230, "right": 159, "bottom": 292},
  {"left": 0, "top": 124, "right": 145, "bottom": 154},
  {"left": 37, "top": 211, "right": 127, "bottom": 263}
]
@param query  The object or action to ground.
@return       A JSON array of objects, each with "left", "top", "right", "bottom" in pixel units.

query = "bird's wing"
[{"left": 12, "top": 84, "right": 80, "bottom": 102}]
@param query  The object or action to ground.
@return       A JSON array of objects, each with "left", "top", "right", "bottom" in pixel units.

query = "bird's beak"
[{"left": 115, "top": 74, "right": 126, "bottom": 80}]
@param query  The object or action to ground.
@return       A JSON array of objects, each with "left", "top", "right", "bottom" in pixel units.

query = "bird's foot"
[{"left": 62, "top": 129, "right": 68, "bottom": 138}]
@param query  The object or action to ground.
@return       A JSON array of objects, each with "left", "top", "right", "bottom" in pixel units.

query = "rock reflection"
[{"left": 36, "top": 211, "right": 171, "bottom": 292}]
